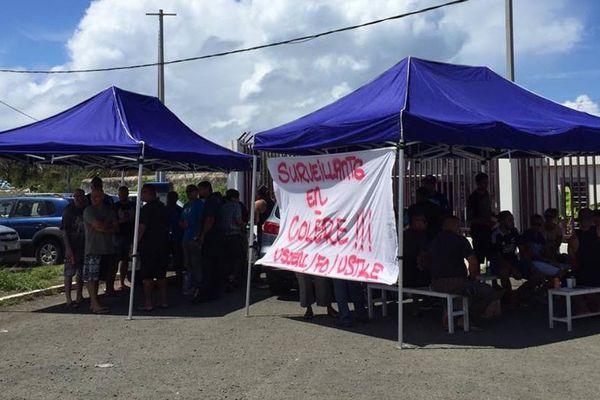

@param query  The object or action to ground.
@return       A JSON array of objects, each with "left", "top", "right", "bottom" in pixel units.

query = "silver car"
[
  {"left": 0, "top": 225, "right": 21, "bottom": 265},
  {"left": 259, "top": 205, "right": 280, "bottom": 259}
]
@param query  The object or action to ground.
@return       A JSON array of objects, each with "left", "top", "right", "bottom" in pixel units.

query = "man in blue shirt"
[{"left": 180, "top": 185, "right": 204, "bottom": 295}]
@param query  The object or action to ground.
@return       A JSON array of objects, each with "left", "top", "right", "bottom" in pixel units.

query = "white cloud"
[
  {"left": 0, "top": 0, "right": 589, "bottom": 145},
  {"left": 563, "top": 94, "right": 600, "bottom": 116},
  {"left": 331, "top": 82, "right": 352, "bottom": 100},
  {"left": 439, "top": 0, "right": 583, "bottom": 65},
  {"left": 239, "top": 62, "right": 274, "bottom": 100},
  {"left": 19, "top": 28, "right": 72, "bottom": 43}
]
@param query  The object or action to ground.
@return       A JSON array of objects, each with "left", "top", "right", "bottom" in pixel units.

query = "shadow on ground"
[
  {"left": 286, "top": 297, "right": 600, "bottom": 350},
  {"left": 5, "top": 278, "right": 288, "bottom": 319},
  {"left": 5, "top": 279, "right": 600, "bottom": 349}
]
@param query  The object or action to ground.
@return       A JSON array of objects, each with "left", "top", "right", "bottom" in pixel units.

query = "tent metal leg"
[
  {"left": 127, "top": 160, "right": 145, "bottom": 320},
  {"left": 244, "top": 155, "right": 258, "bottom": 317},
  {"left": 397, "top": 143, "right": 405, "bottom": 349}
]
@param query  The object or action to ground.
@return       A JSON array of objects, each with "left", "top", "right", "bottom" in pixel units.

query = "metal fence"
[
  {"left": 516, "top": 157, "right": 599, "bottom": 234},
  {"left": 401, "top": 159, "right": 500, "bottom": 229},
  {"left": 237, "top": 134, "right": 599, "bottom": 235},
  {"left": 237, "top": 135, "right": 499, "bottom": 228}
]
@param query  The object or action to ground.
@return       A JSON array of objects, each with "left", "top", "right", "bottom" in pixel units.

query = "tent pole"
[
  {"left": 127, "top": 158, "right": 145, "bottom": 320},
  {"left": 397, "top": 142, "right": 405, "bottom": 349},
  {"left": 244, "top": 155, "right": 258, "bottom": 317}
]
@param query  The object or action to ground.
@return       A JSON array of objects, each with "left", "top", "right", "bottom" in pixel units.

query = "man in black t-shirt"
[
  {"left": 428, "top": 216, "right": 498, "bottom": 323},
  {"left": 166, "top": 191, "right": 184, "bottom": 275},
  {"left": 196, "top": 181, "right": 224, "bottom": 302},
  {"left": 138, "top": 184, "right": 169, "bottom": 311},
  {"left": 114, "top": 186, "right": 136, "bottom": 290},
  {"left": 61, "top": 189, "right": 87, "bottom": 307},
  {"left": 467, "top": 172, "right": 494, "bottom": 265},
  {"left": 490, "top": 211, "right": 528, "bottom": 307}
]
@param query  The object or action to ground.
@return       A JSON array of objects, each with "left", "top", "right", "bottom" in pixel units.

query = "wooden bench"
[
  {"left": 366, "top": 283, "right": 469, "bottom": 334},
  {"left": 548, "top": 286, "right": 600, "bottom": 331}
]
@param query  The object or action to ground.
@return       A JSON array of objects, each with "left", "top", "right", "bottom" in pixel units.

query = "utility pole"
[
  {"left": 146, "top": 9, "right": 176, "bottom": 182},
  {"left": 499, "top": 0, "right": 522, "bottom": 229},
  {"left": 505, "top": 0, "right": 515, "bottom": 81}
]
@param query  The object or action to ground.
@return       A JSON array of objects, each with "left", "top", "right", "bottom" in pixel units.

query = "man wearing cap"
[
  {"left": 422, "top": 175, "right": 450, "bottom": 215},
  {"left": 85, "top": 176, "right": 115, "bottom": 207}
]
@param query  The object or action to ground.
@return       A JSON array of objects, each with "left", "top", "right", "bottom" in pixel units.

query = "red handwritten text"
[
  {"left": 288, "top": 215, "right": 349, "bottom": 246},
  {"left": 273, "top": 248, "right": 309, "bottom": 268},
  {"left": 306, "top": 187, "right": 328, "bottom": 208},
  {"left": 277, "top": 156, "right": 365, "bottom": 184},
  {"left": 353, "top": 210, "right": 373, "bottom": 252}
]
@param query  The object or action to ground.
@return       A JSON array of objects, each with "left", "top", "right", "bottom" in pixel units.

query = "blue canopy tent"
[
  {"left": 0, "top": 86, "right": 251, "bottom": 171},
  {"left": 255, "top": 57, "right": 600, "bottom": 158},
  {"left": 250, "top": 57, "right": 600, "bottom": 347},
  {"left": 0, "top": 86, "right": 253, "bottom": 319}
]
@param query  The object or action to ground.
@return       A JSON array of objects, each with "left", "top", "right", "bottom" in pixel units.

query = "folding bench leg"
[
  {"left": 548, "top": 291, "right": 554, "bottom": 329},
  {"left": 566, "top": 295, "right": 572, "bottom": 332},
  {"left": 367, "top": 286, "right": 373, "bottom": 319},
  {"left": 447, "top": 296, "right": 454, "bottom": 334},
  {"left": 462, "top": 296, "right": 470, "bottom": 332},
  {"left": 382, "top": 289, "right": 388, "bottom": 317}
]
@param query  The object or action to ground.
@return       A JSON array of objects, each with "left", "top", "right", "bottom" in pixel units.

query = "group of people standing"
[
  {"left": 61, "top": 177, "right": 248, "bottom": 313},
  {"left": 62, "top": 177, "right": 135, "bottom": 312},
  {"left": 175, "top": 182, "right": 247, "bottom": 302}
]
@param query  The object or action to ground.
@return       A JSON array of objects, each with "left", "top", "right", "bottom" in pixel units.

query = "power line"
[
  {"left": 0, "top": 99, "right": 38, "bottom": 121},
  {"left": 0, "top": 0, "right": 469, "bottom": 75}
]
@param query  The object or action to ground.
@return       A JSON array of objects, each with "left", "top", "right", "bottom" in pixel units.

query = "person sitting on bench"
[
  {"left": 428, "top": 216, "right": 498, "bottom": 326},
  {"left": 490, "top": 211, "right": 528, "bottom": 308},
  {"left": 570, "top": 209, "right": 600, "bottom": 313},
  {"left": 521, "top": 214, "right": 570, "bottom": 280},
  {"left": 541, "top": 208, "right": 564, "bottom": 261},
  {"left": 403, "top": 213, "right": 431, "bottom": 288}
]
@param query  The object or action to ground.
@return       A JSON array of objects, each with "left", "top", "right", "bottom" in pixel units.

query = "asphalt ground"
[{"left": 1, "top": 281, "right": 600, "bottom": 400}]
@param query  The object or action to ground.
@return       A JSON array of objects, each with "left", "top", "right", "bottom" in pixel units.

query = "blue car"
[{"left": 0, "top": 195, "right": 72, "bottom": 265}]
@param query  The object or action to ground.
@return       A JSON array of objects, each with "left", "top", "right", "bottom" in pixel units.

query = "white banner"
[{"left": 256, "top": 148, "right": 399, "bottom": 284}]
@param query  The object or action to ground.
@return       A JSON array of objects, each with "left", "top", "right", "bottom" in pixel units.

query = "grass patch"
[{"left": 0, "top": 265, "right": 64, "bottom": 296}]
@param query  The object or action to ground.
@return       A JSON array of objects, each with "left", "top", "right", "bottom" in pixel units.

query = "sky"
[{"left": 0, "top": 0, "right": 599, "bottom": 146}]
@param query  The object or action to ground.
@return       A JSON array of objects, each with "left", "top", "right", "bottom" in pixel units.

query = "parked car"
[
  {"left": 0, "top": 195, "right": 72, "bottom": 265},
  {"left": 258, "top": 204, "right": 297, "bottom": 294},
  {"left": 0, "top": 180, "right": 14, "bottom": 191},
  {"left": 0, "top": 225, "right": 21, "bottom": 266}
]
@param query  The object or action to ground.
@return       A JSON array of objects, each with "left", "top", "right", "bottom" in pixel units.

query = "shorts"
[
  {"left": 532, "top": 261, "right": 570, "bottom": 277},
  {"left": 140, "top": 251, "right": 168, "bottom": 280},
  {"left": 64, "top": 255, "right": 84, "bottom": 279},
  {"left": 83, "top": 254, "right": 116, "bottom": 282}
]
